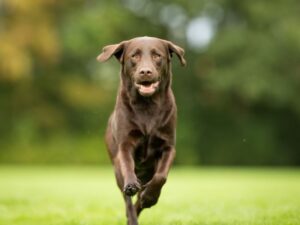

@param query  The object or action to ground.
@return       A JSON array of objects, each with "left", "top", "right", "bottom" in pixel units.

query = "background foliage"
[{"left": 0, "top": 0, "right": 299, "bottom": 165}]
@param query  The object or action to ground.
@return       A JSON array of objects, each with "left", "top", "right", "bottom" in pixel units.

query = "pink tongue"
[{"left": 140, "top": 84, "right": 155, "bottom": 94}]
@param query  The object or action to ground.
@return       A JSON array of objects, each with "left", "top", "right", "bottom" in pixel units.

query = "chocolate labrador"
[{"left": 97, "top": 36, "right": 186, "bottom": 225}]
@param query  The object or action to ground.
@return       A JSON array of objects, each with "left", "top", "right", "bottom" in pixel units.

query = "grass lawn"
[{"left": 0, "top": 166, "right": 299, "bottom": 225}]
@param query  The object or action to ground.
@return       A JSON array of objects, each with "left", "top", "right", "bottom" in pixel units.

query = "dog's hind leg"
[{"left": 124, "top": 195, "right": 139, "bottom": 225}]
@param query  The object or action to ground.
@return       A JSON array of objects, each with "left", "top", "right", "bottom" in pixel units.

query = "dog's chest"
[
  {"left": 133, "top": 134, "right": 164, "bottom": 183},
  {"left": 134, "top": 133, "right": 165, "bottom": 166},
  {"left": 137, "top": 115, "right": 158, "bottom": 135},
  {"left": 128, "top": 101, "right": 173, "bottom": 165},
  {"left": 133, "top": 106, "right": 163, "bottom": 134}
]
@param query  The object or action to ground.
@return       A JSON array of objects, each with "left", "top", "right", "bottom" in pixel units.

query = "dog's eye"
[
  {"left": 152, "top": 53, "right": 161, "bottom": 60},
  {"left": 131, "top": 53, "right": 140, "bottom": 60}
]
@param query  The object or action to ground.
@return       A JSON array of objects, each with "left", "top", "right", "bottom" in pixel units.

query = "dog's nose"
[{"left": 139, "top": 68, "right": 152, "bottom": 76}]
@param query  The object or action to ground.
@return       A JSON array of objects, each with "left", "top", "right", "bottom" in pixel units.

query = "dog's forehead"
[{"left": 126, "top": 37, "right": 166, "bottom": 52}]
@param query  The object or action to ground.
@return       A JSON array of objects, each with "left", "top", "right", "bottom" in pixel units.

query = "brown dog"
[{"left": 97, "top": 36, "right": 186, "bottom": 225}]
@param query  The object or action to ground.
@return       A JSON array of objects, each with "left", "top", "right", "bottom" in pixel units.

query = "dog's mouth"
[{"left": 134, "top": 80, "right": 160, "bottom": 97}]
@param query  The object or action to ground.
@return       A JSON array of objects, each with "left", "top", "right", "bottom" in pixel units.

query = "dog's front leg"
[
  {"left": 135, "top": 146, "right": 176, "bottom": 215},
  {"left": 116, "top": 142, "right": 141, "bottom": 196},
  {"left": 153, "top": 146, "right": 176, "bottom": 181},
  {"left": 124, "top": 194, "right": 139, "bottom": 225}
]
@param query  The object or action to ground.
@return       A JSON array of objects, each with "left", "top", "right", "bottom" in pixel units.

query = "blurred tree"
[
  {"left": 0, "top": 0, "right": 299, "bottom": 165},
  {"left": 0, "top": 0, "right": 61, "bottom": 81},
  {"left": 182, "top": 0, "right": 300, "bottom": 165}
]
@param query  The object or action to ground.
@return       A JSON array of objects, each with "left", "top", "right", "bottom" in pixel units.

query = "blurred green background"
[{"left": 0, "top": 0, "right": 299, "bottom": 166}]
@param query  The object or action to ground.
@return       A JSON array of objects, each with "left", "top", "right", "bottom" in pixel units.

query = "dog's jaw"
[{"left": 134, "top": 81, "right": 160, "bottom": 97}]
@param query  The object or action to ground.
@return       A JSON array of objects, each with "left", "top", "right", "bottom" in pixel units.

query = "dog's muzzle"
[{"left": 134, "top": 80, "right": 160, "bottom": 97}]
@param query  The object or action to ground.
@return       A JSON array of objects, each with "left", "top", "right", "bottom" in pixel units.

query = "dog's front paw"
[{"left": 124, "top": 181, "right": 141, "bottom": 196}]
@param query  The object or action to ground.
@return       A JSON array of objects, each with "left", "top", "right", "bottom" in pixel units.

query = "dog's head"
[{"left": 97, "top": 37, "right": 186, "bottom": 97}]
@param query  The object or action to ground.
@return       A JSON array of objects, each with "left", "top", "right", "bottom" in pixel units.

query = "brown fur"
[{"left": 97, "top": 36, "right": 186, "bottom": 225}]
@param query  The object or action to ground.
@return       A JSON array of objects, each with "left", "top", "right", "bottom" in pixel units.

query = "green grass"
[{"left": 0, "top": 166, "right": 299, "bottom": 225}]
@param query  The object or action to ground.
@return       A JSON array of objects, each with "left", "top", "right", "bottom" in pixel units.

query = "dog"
[{"left": 97, "top": 36, "right": 186, "bottom": 225}]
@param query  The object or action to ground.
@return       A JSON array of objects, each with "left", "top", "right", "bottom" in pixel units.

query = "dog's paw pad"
[{"left": 124, "top": 183, "right": 140, "bottom": 196}]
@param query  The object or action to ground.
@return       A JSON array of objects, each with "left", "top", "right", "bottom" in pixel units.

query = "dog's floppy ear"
[
  {"left": 165, "top": 41, "right": 186, "bottom": 67},
  {"left": 97, "top": 41, "right": 127, "bottom": 63}
]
